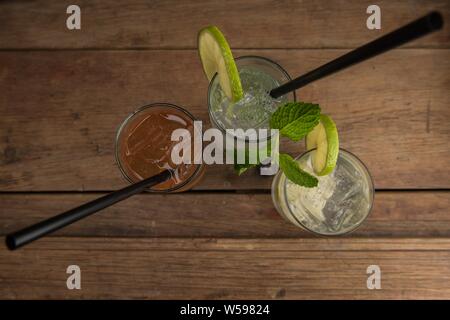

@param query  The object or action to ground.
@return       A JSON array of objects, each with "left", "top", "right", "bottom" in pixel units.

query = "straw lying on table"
[
  {"left": 5, "top": 169, "right": 172, "bottom": 250},
  {"left": 270, "top": 11, "right": 443, "bottom": 99}
]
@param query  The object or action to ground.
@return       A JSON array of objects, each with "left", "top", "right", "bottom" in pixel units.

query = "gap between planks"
[
  {"left": 1, "top": 47, "right": 449, "bottom": 51},
  {"left": 5, "top": 237, "right": 450, "bottom": 252},
  {"left": 0, "top": 189, "right": 449, "bottom": 195}
]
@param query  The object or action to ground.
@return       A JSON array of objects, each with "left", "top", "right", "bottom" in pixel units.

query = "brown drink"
[{"left": 115, "top": 103, "right": 203, "bottom": 191}]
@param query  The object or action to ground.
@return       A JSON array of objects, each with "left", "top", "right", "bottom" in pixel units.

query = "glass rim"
[
  {"left": 277, "top": 148, "right": 375, "bottom": 236},
  {"left": 207, "top": 55, "right": 297, "bottom": 135},
  {"left": 114, "top": 102, "right": 204, "bottom": 193}
]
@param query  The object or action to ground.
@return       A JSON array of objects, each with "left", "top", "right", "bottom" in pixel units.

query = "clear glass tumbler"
[
  {"left": 272, "top": 149, "right": 374, "bottom": 235},
  {"left": 115, "top": 103, "right": 204, "bottom": 192}
]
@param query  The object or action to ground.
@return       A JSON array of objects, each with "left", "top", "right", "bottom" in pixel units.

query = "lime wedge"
[
  {"left": 306, "top": 114, "right": 339, "bottom": 176},
  {"left": 198, "top": 26, "right": 243, "bottom": 102}
]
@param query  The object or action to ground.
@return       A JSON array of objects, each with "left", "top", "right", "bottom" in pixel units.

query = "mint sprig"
[
  {"left": 233, "top": 140, "right": 272, "bottom": 175},
  {"left": 278, "top": 153, "right": 318, "bottom": 188},
  {"left": 234, "top": 163, "right": 256, "bottom": 175},
  {"left": 271, "top": 102, "right": 320, "bottom": 187},
  {"left": 270, "top": 102, "right": 320, "bottom": 141},
  {"left": 233, "top": 101, "right": 321, "bottom": 189}
]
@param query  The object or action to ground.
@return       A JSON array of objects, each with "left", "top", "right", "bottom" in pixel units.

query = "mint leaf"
[
  {"left": 270, "top": 102, "right": 319, "bottom": 128},
  {"left": 279, "top": 153, "right": 318, "bottom": 188},
  {"left": 234, "top": 163, "right": 257, "bottom": 175},
  {"left": 270, "top": 102, "right": 320, "bottom": 141},
  {"left": 232, "top": 140, "right": 273, "bottom": 175}
]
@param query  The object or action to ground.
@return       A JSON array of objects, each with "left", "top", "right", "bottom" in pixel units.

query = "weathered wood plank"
[
  {"left": 0, "top": 49, "right": 448, "bottom": 190},
  {"left": 7, "top": 237, "right": 450, "bottom": 252},
  {"left": 0, "top": 0, "right": 448, "bottom": 49},
  {"left": 0, "top": 237, "right": 449, "bottom": 299},
  {"left": 1, "top": 192, "right": 449, "bottom": 238}
]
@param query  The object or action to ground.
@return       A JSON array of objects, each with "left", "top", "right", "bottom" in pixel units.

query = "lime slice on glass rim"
[
  {"left": 306, "top": 114, "right": 339, "bottom": 176},
  {"left": 198, "top": 26, "right": 243, "bottom": 102}
]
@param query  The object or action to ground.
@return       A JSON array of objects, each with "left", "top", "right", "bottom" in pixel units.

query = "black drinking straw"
[
  {"left": 5, "top": 169, "right": 172, "bottom": 250},
  {"left": 270, "top": 11, "right": 444, "bottom": 99}
]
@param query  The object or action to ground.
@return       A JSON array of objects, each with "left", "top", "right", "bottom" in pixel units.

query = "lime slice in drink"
[
  {"left": 306, "top": 114, "right": 339, "bottom": 176},
  {"left": 198, "top": 26, "right": 243, "bottom": 102}
]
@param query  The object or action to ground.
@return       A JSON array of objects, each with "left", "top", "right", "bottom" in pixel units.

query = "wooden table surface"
[{"left": 0, "top": 0, "right": 449, "bottom": 299}]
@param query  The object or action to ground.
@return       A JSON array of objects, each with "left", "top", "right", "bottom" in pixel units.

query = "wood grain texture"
[
  {"left": 1, "top": 0, "right": 449, "bottom": 301},
  {"left": 1, "top": 49, "right": 449, "bottom": 191},
  {"left": 0, "top": 0, "right": 448, "bottom": 49},
  {"left": 0, "top": 237, "right": 449, "bottom": 299},
  {"left": 1, "top": 192, "right": 449, "bottom": 238}
]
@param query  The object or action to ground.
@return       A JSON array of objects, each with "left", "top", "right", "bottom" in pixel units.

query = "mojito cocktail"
[
  {"left": 208, "top": 56, "right": 295, "bottom": 132},
  {"left": 272, "top": 149, "right": 374, "bottom": 235}
]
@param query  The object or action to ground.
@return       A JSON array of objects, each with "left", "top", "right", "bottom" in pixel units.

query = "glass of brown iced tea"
[{"left": 115, "top": 103, "right": 204, "bottom": 192}]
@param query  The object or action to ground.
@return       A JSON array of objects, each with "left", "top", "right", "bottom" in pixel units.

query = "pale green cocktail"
[
  {"left": 208, "top": 56, "right": 295, "bottom": 133},
  {"left": 272, "top": 149, "right": 374, "bottom": 235}
]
